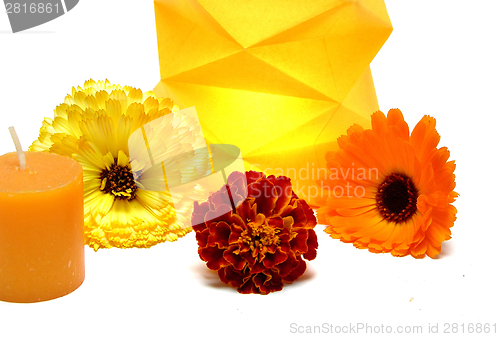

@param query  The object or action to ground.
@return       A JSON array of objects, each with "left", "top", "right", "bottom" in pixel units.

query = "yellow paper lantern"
[{"left": 154, "top": 0, "right": 392, "bottom": 205}]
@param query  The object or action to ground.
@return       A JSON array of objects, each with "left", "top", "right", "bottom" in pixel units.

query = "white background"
[{"left": 1, "top": 1, "right": 499, "bottom": 336}]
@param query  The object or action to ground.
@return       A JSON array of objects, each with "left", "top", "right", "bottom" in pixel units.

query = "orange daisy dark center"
[
  {"left": 376, "top": 173, "right": 418, "bottom": 223},
  {"left": 100, "top": 160, "right": 138, "bottom": 201}
]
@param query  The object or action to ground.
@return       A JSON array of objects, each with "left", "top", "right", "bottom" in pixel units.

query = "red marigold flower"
[{"left": 192, "top": 171, "right": 318, "bottom": 294}]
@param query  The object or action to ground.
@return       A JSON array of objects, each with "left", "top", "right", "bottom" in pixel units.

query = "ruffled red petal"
[
  {"left": 200, "top": 246, "right": 230, "bottom": 270},
  {"left": 274, "top": 251, "right": 300, "bottom": 277},
  {"left": 303, "top": 229, "right": 318, "bottom": 260},
  {"left": 218, "top": 266, "right": 250, "bottom": 289},
  {"left": 207, "top": 222, "right": 231, "bottom": 248},
  {"left": 235, "top": 200, "right": 257, "bottom": 224},
  {"left": 290, "top": 228, "right": 309, "bottom": 254},
  {"left": 253, "top": 269, "right": 284, "bottom": 294},
  {"left": 268, "top": 175, "right": 293, "bottom": 215},
  {"left": 238, "top": 276, "right": 259, "bottom": 294},
  {"left": 247, "top": 177, "right": 278, "bottom": 217},
  {"left": 204, "top": 203, "right": 233, "bottom": 225},
  {"left": 262, "top": 247, "right": 288, "bottom": 269},
  {"left": 223, "top": 246, "right": 247, "bottom": 271},
  {"left": 195, "top": 227, "right": 209, "bottom": 248},
  {"left": 245, "top": 171, "right": 264, "bottom": 185},
  {"left": 283, "top": 257, "right": 307, "bottom": 282},
  {"left": 227, "top": 171, "right": 248, "bottom": 205},
  {"left": 192, "top": 201, "right": 210, "bottom": 228}
]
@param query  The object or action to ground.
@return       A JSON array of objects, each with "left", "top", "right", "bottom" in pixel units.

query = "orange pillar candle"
[{"left": 0, "top": 151, "right": 85, "bottom": 303}]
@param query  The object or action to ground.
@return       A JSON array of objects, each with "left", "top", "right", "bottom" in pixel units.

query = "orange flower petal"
[{"left": 387, "top": 108, "right": 410, "bottom": 141}]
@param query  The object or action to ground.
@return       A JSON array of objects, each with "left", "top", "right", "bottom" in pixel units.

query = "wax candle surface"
[{"left": 0, "top": 151, "right": 85, "bottom": 303}]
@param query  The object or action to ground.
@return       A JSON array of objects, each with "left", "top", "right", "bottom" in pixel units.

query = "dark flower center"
[
  {"left": 239, "top": 216, "right": 280, "bottom": 252},
  {"left": 376, "top": 173, "right": 418, "bottom": 223},
  {"left": 100, "top": 159, "right": 138, "bottom": 201}
]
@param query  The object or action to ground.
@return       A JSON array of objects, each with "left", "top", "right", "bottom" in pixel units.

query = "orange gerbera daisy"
[{"left": 316, "top": 109, "right": 458, "bottom": 258}]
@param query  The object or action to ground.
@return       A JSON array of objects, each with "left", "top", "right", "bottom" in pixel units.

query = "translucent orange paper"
[{"left": 154, "top": 0, "right": 392, "bottom": 204}]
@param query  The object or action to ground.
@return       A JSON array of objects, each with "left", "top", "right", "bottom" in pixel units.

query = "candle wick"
[{"left": 8, "top": 126, "right": 27, "bottom": 171}]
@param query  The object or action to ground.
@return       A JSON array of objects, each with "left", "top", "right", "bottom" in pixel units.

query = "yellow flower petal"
[{"left": 29, "top": 79, "right": 191, "bottom": 250}]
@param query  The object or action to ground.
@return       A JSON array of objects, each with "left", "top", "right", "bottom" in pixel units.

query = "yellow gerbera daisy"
[{"left": 30, "top": 79, "right": 196, "bottom": 250}]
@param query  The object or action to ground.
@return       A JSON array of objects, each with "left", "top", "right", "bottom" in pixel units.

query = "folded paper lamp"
[{"left": 154, "top": 0, "right": 392, "bottom": 205}]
